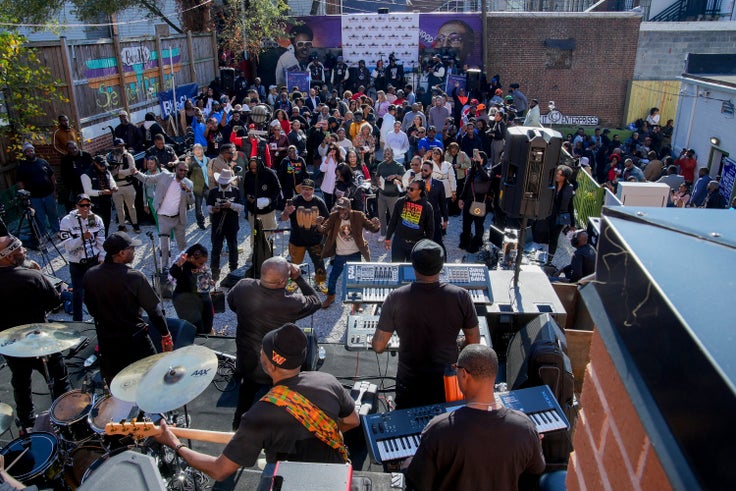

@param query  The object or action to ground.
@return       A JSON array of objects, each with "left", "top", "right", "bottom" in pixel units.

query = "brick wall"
[
  {"left": 487, "top": 13, "right": 642, "bottom": 127},
  {"left": 634, "top": 22, "right": 736, "bottom": 80},
  {"left": 567, "top": 329, "right": 673, "bottom": 490}
]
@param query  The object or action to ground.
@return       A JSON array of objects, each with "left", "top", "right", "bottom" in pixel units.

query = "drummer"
[
  {"left": 0, "top": 235, "right": 70, "bottom": 430},
  {"left": 153, "top": 323, "right": 359, "bottom": 481},
  {"left": 0, "top": 454, "right": 29, "bottom": 490},
  {"left": 83, "top": 232, "right": 174, "bottom": 386}
]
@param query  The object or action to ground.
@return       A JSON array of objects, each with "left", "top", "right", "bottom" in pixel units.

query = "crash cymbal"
[
  {"left": 136, "top": 345, "right": 218, "bottom": 413},
  {"left": 109, "top": 352, "right": 170, "bottom": 403},
  {"left": 0, "top": 323, "right": 85, "bottom": 357},
  {"left": 0, "top": 403, "right": 13, "bottom": 435}
]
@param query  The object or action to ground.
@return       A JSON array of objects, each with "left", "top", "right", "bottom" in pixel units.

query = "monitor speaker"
[{"left": 500, "top": 126, "right": 562, "bottom": 220}]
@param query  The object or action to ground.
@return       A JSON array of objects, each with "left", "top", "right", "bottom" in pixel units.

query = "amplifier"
[
  {"left": 363, "top": 385, "right": 569, "bottom": 464},
  {"left": 342, "top": 262, "right": 493, "bottom": 304},
  {"left": 345, "top": 315, "right": 491, "bottom": 352}
]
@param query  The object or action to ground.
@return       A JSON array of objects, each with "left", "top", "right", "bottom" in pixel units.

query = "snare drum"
[
  {"left": 49, "top": 389, "right": 95, "bottom": 444},
  {"left": 0, "top": 432, "right": 63, "bottom": 487},
  {"left": 88, "top": 395, "right": 140, "bottom": 450}
]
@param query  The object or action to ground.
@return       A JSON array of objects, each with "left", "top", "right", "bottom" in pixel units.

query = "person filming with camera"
[{"left": 207, "top": 168, "right": 244, "bottom": 283}]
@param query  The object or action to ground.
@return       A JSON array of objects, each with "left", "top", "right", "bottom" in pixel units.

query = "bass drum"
[
  {"left": 49, "top": 389, "right": 95, "bottom": 445},
  {"left": 0, "top": 432, "right": 63, "bottom": 488},
  {"left": 66, "top": 443, "right": 107, "bottom": 488}
]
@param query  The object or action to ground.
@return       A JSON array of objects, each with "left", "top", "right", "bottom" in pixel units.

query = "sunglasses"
[
  {"left": 78, "top": 203, "right": 92, "bottom": 208},
  {"left": 295, "top": 41, "right": 313, "bottom": 48}
]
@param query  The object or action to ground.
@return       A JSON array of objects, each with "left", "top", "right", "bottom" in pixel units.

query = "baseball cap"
[
  {"left": 103, "top": 232, "right": 142, "bottom": 255},
  {"left": 300, "top": 179, "right": 316, "bottom": 189},
  {"left": 75, "top": 194, "right": 92, "bottom": 204},
  {"left": 113, "top": 138, "right": 125, "bottom": 146},
  {"left": 93, "top": 155, "right": 108, "bottom": 167},
  {"left": 410, "top": 239, "right": 444, "bottom": 276},
  {"left": 261, "top": 323, "right": 307, "bottom": 369},
  {"left": 334, "top": 197, "right": 351, "bottom": 209}
]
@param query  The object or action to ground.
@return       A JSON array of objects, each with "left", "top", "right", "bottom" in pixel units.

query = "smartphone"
[{"left": 473, "top": 149, "right": 479, "bottom": 158}]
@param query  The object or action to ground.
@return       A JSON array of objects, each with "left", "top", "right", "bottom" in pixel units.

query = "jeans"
[
  {"left": 69, "top": 260, "right": 98, "bottom": 321},
  {"left": 193, "top": 191, "right": 206, "bottom": 226},
  {"left": 377, "top": 193, "right": 399, "bottom": 235},
  {"left": 327, "top": 252, "right": 361, "bottom": 295},
  {"left": 31, "top": 193, "right": 60, "bottom": 235}
]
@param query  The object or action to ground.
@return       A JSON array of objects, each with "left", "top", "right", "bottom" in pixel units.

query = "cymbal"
[
  {"left": 136, "top": 345, "right": 218, "bottom": 413},
  {"left": 0, "top": 403, "right": 13, "bottom": 435},
  {"left": 0, "top": 323, "right": 85, "bottom": 357},
  {"left": 109, "top": 352, "right": 170, "bottom": 403}
]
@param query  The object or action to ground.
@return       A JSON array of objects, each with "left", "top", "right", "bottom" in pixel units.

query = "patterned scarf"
[{"left": 260, "top": 385, "right": 348, "bottom": 462}]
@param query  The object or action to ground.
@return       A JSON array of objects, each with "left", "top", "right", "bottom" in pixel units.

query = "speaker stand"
[{"left": 513, "top": 217, "right": 529, "bottom": 286}]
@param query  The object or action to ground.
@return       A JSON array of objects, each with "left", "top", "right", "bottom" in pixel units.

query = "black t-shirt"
[
  {"left": 378, "top": 282, "right": 477, "bottom": 407},
  {"left": 287, "top": 195, "right": 329, "bottom": 247},
  {"left": 0, "top": 266, "right": 60, "bottom": 331},
  {"left": 16, "top": 158, "right": 55, "bottom": 197},
  {"left": 407, "top": 407, "right": 545, "bottom": 491},
  {"left": 223, "top": 371, "right": 355, "bottom": 467}
]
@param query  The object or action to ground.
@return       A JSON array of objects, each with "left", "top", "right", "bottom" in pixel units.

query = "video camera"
[{"left": 16, "top": 189, "right": 32, "bottom": 209}]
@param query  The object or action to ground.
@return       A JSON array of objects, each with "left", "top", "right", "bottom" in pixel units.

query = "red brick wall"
[
  {"left": 486, "top": 13, "right": 641, "bottom": 127},
  {"left": 568, "top": 329, "right": 673, "bottom": 490}
]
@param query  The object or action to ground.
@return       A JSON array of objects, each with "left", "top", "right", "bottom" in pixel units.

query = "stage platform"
[{"left": 0, "top": 324, "right": 399, "bottom": 489}]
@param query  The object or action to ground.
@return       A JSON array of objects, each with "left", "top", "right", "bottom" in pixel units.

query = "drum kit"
[{"left": 0, "top": 323, "right": 222, "bottom": 490}]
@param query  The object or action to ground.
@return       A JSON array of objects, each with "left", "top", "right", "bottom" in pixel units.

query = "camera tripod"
[{"left": 15, "top": 204, "right": 67, "bottom": 274}]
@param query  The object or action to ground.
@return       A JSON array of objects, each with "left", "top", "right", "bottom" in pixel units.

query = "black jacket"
[{"left": 242, "top": 160, "right": 282, "bottom": 215}]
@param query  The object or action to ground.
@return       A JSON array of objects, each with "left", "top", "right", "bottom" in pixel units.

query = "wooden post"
[
  {"left": 186, "top": 31, "right": 197, "bottom": 84},
  {"left": 111, "top": 26, "right": 130, "bottom": 117},
  {"left": 58, "top": 36, "right": 83, "bottom": 148},
  {"left": 211, "top": 29, "right": 219, "bottom": 80},
  {"left": 155, "top": 33, "right": 167, "bottom": 94}
]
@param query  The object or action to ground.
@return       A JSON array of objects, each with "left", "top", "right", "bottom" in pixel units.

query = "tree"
[
  {"left": 214, "top": 0, "right": 291, "bottom": 58},
  {"left": 0, "top": 25, "right": 68, "bottom": 158}
]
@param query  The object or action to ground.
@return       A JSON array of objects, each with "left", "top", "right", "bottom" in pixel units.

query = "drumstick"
[{"left": 5, "top": 446, "right": 30, "bottom": 473}]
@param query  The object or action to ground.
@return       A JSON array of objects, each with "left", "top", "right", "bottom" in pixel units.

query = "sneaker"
[
  {"left": 133, "top": 226, "right": 141, "bottom": 234},
  {"left": 316, "top": 282, "right": 328, "bottom": 294},
  {"left": 118, "top": 225, "right": 128, "bottom": 232},
  {"left": 286, "top": 279, "right": 298, "bottom": 293},
  {"left": 198, "top": 222, "right": 206, "bottom": 230},
  {"left": 321, "top": 294, "right": 335, "bottom": 309}
]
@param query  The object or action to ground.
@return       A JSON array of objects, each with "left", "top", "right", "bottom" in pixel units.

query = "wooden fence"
[
  {"left": 0, "top": 31, "right": 217, "bottom": 191},
  {"left": 624, "top": 80, "right": 681, "bottom": 128}
]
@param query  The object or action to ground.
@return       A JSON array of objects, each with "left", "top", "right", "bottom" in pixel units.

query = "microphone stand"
[{"left": 76, "top": 213, "right": 91, "bottom": 263}]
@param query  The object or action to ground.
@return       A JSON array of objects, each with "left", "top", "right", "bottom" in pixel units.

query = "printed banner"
[
  {"left": 720, "top": 156, "right": 736, "bottom": 203},
  {"left": 445, "top": 74, "right": 467, "bottom": 94},
  {"left": 285, "top": 71, "right": 311, "bottom": 93},
  {"left": 341, "top": 13, "right": 420, "bottom": 69},
  {"left": 158, "top": 82, "right": 198, "bottom": 118}
]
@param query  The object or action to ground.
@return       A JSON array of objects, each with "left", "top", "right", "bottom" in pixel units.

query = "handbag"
[
  {"left": 469, "top": 182, "right": 487, "bottom": 217},
  {"left": 556, "top": 212, "right": 572, "bottom": 226}
]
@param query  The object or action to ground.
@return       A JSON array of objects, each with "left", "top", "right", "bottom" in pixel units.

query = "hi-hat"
[
  {"left": 136, "top": 345, "right": 218, "bottom": 413},
  {"left": 0, "top": 323, "right": 85, "bottom": 357},
  {"left": 0, "top": 403, "right": 13, "bottom": 435},
  {"left": 109, "top": 352, "right": 169, "bottom": 403}
]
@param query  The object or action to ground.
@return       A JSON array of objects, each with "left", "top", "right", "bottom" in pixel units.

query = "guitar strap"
[{"left": 260, "top": 385, "right": 348, "bottom": 462}]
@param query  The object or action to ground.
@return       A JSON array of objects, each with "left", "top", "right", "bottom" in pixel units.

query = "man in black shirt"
[
  {"left": 17, "top": 143, "right": 60, "bottom": 238},
  {"left": 153, "top": 323, "right": 359, "bottom": 481},
  {"left": 558, "top": 231, "right": 596, "bottom": 282},
  {"left": 0, "top": 235, "right": 70, "bottom": 428},
  {"left": 60, "top": 141, "right": 93, "bottom": 212},
  {"left": 227, "top": 257, "right": 321, "bottom": 429},
  {"left": 419, "top": 161, "right": 448, "bottom": 251},
  {"left": 407, "top": 344, "right": 545, "bottom": 490},
  {"left": 145, "top": 134, "right": 177, "bottom": 171},
  {"left": 280, "top": 179, "right": 329, "bottom": 293},
  {"left": 83, "top": 232, "right": 173, "bottom": 385},
  {"left": 373, "top": 239, "right": 479, "bottom": 408},
  {"left": 115, "top": 110, "right": 144, "bottom": 151},
  {"left": 207, "top": 169, "right": 244, "bottom": 282}
]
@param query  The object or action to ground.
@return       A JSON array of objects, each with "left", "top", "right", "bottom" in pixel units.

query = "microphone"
[{"left": 66, "top": 337, "right": 90, "bottom": 359}]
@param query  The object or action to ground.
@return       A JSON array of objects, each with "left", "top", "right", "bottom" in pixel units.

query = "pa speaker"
[
  {"left": 466, "top": 69, "right": 481, "bottom": 93},
  {"left": 500, "top": 127, "right": 562, "bottom": 220},
  {"left": 220, "top": 67, "right": 236, "bottom": 94}
]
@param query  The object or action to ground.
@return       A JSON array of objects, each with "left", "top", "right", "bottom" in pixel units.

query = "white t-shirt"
[{"left": 159, "top": 179, "right": 183, "bottom": 216}]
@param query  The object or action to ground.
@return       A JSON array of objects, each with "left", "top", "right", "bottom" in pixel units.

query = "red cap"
[
  {"left": 470, "top": 99, "right": 479, "bottom": 105},
  {"left": 248, "top": 123, "right": 256, "bottom": 129}
]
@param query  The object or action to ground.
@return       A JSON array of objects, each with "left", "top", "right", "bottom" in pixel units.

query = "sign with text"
[
  {"left": 158, "top": 82, "right": 198, "bottom": 119},
  {"left": 285, "top": 71, "right": 310, "bottom": 93},
  {"left": 720, "top": 156, "right": 735, "bottom": 203},
  {"left": 541, "top": 111, "right": 599, "bottom": 126}
]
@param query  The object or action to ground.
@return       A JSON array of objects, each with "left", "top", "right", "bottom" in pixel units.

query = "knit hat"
[
  {"left": 262, "top": 323, "right": 307, "bottom": 369},
  {"left": 411, "top": 239, "right": 445, "bottom": 276}
]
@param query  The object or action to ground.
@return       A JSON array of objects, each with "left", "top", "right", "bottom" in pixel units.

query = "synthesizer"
[
  {"left": 345, "top": 315, "right": 492, "bottom": 352},
  {"left": 362, "top": 385, "right": 569, "bottom": 464},
  {"left": 342, "top": 262, "right": 493, "bottom": 304}
]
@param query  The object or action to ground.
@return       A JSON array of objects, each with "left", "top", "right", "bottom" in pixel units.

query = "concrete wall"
[
  {"left": 487, "top": 12, "right": 642, "bottom": 127},
  {"left": 634, "top": 22, "right": 736, "bottom": 80}
]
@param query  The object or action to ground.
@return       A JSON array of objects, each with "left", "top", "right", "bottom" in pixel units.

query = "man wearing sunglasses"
[
  {"left": 276, "top": 24, "right": 314, "bottom": 87},
  {"left": 59, "top": 194, "right": 105, "bottom": 321}
]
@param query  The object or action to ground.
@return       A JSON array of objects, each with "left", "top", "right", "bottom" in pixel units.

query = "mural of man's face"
[
  {"left": 293, "top": 33, "right": 313, "bottom": 61},
  {"left": 434, "top": 21, "right": 473, "bottom": 63}
]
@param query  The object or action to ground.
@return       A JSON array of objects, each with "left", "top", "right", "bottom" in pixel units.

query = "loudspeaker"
[
  {"left": 79, "top": 450, "right": 166, "bottom": 490},
  {"left": 466, "top": 68, "right": 481, "bottom": 93},
  {"left": 220, "top": 67, "right": 236, "bottom": 94},
  {"left": 500, "top": 127, "right": 563, "bottom": 220}
]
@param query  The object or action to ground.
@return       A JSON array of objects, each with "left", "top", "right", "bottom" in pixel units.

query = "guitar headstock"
[{"left": 105, "top": 420, "right": 161, "bottom": 439}]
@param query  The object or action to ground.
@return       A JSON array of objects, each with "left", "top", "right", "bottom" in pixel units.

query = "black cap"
[
  {"left": 261, "top": 323, "right": 307, "bottom": 369},
  {"left": 411, "top": 239, "right": 445, "bottom": 276},
  {"left": 93, "top": 155, "right": 108, "bottom": 167},
  {"left": 103, "top": 231, "right": 142, "bottom": 255},
  {"left": 113, "top": 138, "right": 126, "bottom": 146},
  {"left": 300, "top": 178, "right": 316, "bottom": 189}
]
